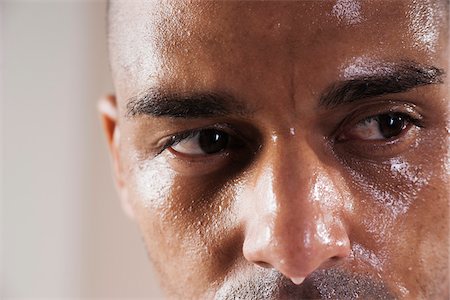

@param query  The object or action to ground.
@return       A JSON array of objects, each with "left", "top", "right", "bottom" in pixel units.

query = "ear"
[{"left": 98, "top": 95, "right": 134, "bottom": 219}]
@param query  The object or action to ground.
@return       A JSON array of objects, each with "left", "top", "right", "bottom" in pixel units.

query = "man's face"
[{"left": 102, "top": 0, "right": 449, "bottom": 298}]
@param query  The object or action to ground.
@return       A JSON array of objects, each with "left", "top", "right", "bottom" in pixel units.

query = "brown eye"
[
  {"left": 198, "top": 129, "right": 229, "bottom": 154},
  {"left": 342, "top": 113, "right": 409, "bottom": 141},
  {"left": 377, "top": 114, "right": 407, "bottom": 139},
  {"left": 171, "top": 129, "right": 230, "bottom": 155}
]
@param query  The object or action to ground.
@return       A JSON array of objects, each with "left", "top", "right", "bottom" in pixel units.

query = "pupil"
[
  {"left": 199, "top": 129, "right": 229, "bottom": 154},
  {"left": 378, "top": 114, "right": 405, "bottom": 139}
]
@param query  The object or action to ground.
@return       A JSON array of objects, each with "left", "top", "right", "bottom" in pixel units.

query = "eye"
[
  {"left": 341, "top": 113, "right": 410, "bottom": 141},
  {"left": 158, "top": 125, "right": 256, "bottom": 175},
  {"left": 170, "top": 129, "right": 230, "bottom": 155}
]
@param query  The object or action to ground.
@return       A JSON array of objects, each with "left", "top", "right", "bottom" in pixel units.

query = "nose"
[{"left": 241, "top": 143, "right": 351, "bottom": 283}]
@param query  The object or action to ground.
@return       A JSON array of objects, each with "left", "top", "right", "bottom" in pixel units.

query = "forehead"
[{"left": 109, "top": 0, "right": 448, "bottom": 103}]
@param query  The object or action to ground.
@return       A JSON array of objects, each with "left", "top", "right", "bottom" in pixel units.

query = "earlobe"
[{"left": 98, "top": 95, "right": 135, "bottom": 219}]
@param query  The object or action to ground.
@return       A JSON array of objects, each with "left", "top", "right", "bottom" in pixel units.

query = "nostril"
[
  {"left": 323, "top": 254, "right": 348, "bottom": 268},
  {"left": 255, "top": 261, "right": 272, "bottom": 268}
]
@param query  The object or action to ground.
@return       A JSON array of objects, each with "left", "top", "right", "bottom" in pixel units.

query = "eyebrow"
[
  {"left": 126, "top": 90, "right": 252, "bottom": 118},
  {"left": 126, "top": 62, "right": 445, "bottom": 119},
  {"left": 320, "top": 61, "right": 445, "bottom": 108}
]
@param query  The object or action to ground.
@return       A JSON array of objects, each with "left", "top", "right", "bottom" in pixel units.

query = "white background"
[{"left": 1, "top": 0, "right": 164, "bottom": 298}]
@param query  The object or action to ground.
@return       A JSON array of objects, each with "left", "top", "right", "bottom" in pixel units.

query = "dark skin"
[{"left": 100, "top": 1, "right": 449, "bottom": 299}]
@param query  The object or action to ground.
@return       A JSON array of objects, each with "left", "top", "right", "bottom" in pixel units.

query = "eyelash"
[
  {"left": 334, "top": 104, "right": 424, "bottom": 140},
  {"left": 157, "top": 124, "right": 244, "bottom": 156},
  {"left": 155, "top": 106, "right": 424, "bottom": 159},
  {"left": 158, "top": 130, "right": 201, "bottom": 155},
  {"left": 166, "top": 130, "right": 198, "bottom": 148},
  {"left": 348, "top": 113, "right": 421, "bottom": 138}
]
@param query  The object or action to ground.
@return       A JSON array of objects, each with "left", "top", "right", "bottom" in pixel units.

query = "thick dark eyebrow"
[
  {"left": 320, "top": 61, "right": 445, "bottom": 108},
  {"left": 126, "top": 90, "right": 252, "bottom": 118}
]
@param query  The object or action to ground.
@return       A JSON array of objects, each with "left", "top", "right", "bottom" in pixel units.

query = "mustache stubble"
[{"left": 214, "top": 266, "right": 395, "bottom": 300}]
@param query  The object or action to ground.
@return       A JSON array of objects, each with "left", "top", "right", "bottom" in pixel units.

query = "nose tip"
[
  {"left": 240, "top": 168, "right": 352, "bottom": 282},
  {"left": 243, "top": 221, "right": 351, "bottom": 282}
]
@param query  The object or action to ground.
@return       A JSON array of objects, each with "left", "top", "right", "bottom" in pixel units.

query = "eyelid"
[
  {"left": 163, "top": 130, "right": 200, "bottom": 151},
  {"left": 156, "top": 123, "right": 245, "bottom": 156},
  {"left": 333, "top": 102, "right": 424, "bottom": 142}
]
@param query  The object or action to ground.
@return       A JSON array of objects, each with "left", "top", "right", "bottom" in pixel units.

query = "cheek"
[
  {"left": 383, "top": 176, "right": 449, "bottom": 298},
  {"left": 342, "top": 132, "right": 449, "bottom": 297},
  {"left": 416, "top": 212, "right": 449, "bottom": 297},
  {"left": 132, "top": 156, "right": 176, "bottom": 210},
  {"left": 344, "top": 156, "right": 432, "bottom": 247},
  {"left": 344, "top": 125, "right": 445, "bottom": 235},
  {"left": 126, "top": 157, "right": 243, "bottom": 296}
]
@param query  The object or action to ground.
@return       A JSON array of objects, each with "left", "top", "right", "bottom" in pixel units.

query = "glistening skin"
[{"left": 100, "top": 0, "right": 449, "bottom": 299}]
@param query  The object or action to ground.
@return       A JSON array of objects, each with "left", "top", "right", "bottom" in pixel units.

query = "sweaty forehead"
[{"left": 108, "top": 0, "right": 448, "bottom": 103}]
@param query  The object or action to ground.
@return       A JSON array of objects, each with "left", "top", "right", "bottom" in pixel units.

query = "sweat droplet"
[{"left": 331, "top": 0, "right": 364, "bottom": 25}]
